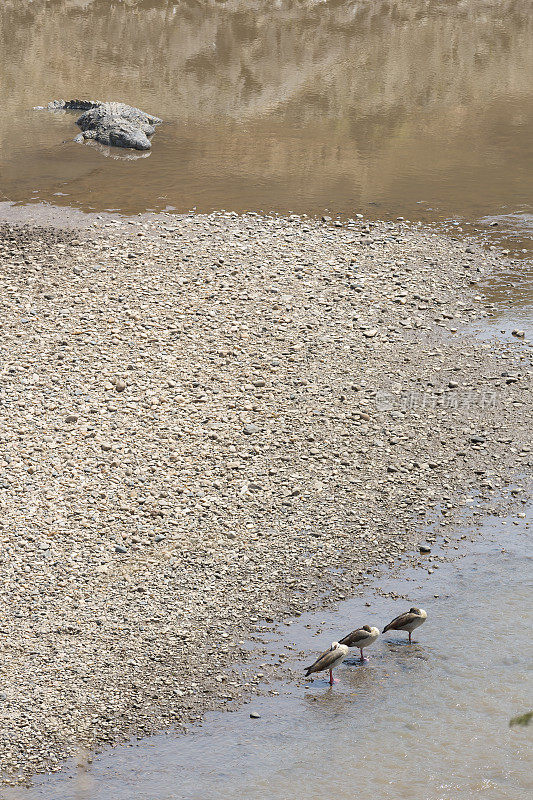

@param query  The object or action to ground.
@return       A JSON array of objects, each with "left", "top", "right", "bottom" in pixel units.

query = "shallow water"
[
  {"left": 0, "top": 1, "right": 532, "bottom": 237},
  {"left": 1, "top": 0, "right": 532, "bottom": 317},
  {"left": 16, "top": 507, "right": 532, "bottom": 800}
]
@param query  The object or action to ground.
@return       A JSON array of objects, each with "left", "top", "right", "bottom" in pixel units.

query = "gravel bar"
[{"left": 0, "top": 212, "right": 531, "bottom": 785}]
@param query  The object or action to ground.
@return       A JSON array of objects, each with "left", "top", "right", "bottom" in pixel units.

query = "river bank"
[
  {"left": 16, "top": 509, "right": 532, "bottom": 800},
  {"left": 0, "top": 213, "right": 531, "bottom": 785}
]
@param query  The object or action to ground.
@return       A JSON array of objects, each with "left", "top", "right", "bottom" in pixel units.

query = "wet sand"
[{"left": 0, "top": 212, "right": 531, "bottom": 785}]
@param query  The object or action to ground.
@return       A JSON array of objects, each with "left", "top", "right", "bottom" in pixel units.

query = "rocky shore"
[{"left": 0, "top": 213, "right": 530, "bottom": 785}]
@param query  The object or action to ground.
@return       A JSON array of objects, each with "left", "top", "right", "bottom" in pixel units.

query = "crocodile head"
[
  {"left": 79, "top": 116, "right": 153, "bottom": 150},
  {"left": 106, "top": 121, "right": 152, "bottom": 151}
]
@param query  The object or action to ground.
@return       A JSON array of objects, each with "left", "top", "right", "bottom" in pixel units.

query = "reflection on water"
[
  {"left": 0, "top": 0, "right": 532, "bottom": 235},
  {"left": 17, "top": 512, "right": 533, "bottom": 800}
]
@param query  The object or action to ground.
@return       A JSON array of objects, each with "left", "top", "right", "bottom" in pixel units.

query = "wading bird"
[
  {"left": 339, "top": 625, "right": 379, "bottom": 661},
  {"left": 383, "top": 607, "right": 427, "bottom": 643},
  {"left": 304, "top": 641, "right": 349, "bottom": 686}
]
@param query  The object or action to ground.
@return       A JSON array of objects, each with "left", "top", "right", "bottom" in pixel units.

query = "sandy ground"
[{"left": 0, "top": 212, "right": 531, "bottom": 784}]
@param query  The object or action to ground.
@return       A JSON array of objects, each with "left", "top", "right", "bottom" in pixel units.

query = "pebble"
[{"left": 0, "top": 213, "right": 529, "bottom": 787}]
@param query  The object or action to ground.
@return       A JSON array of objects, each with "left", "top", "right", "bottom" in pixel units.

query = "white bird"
[
  {"left": 338, "top": 624, "right": 379, "bottom": 661},
  {"left": 304, "top": 641, "right": 349, "bottom": 686},
  {"left": 383, "top": 607, "right": 427, "bottom": 643}
]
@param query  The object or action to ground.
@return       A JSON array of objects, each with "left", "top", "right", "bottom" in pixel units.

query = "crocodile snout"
[{"left": 108, "top": 128, "right": 152, "bottom": 150}]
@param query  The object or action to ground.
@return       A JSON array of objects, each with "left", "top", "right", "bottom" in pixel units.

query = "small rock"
[
  {"left": 114, "top": 544, "right": 128, "bottom": 554},
  {"left": 249, "top": 712, "right": 261, "bottom": 719},
  {"left": 418, "top": 545, "right": 431, "bottom": 554},
  {"left": 243, "top": 423, "right": 259, "bottom": 435},
  {"left": 64, "top": 414, "right": 78, "bottom": 424}
]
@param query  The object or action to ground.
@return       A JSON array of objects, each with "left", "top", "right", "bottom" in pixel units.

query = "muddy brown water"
[
  {"left": 1, "top": 0, "right": 532, "bottom": 319},
  {"left": 0, "top": 2, "right": 532, "bottom": 238},
  {"left": 1, "top": 0, "right": 532, "bottom": 322},
  {"left": 14, "top": 506, "right": 532, "bottom": 800}
]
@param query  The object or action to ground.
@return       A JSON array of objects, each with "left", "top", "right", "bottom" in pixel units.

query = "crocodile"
[{"left": 34, "top": 100, "right": 162, "bottom": 151}]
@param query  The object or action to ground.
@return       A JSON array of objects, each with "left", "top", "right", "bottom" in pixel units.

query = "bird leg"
[
  {"left": 408, "top": 632, "right": 412, "bottom": 643},
  {"left": 329, "top": 669, "right": 338, "bottom": 685},
  {"left": 359, "top": 648, "right": 367, "bottom": 661}
]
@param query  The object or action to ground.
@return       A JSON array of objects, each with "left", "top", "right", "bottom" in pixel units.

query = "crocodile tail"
[
  {"left": 63, "top": 100, "right": 101, "bottom": 110},
  {"left": 37, "top": 100, "right": 102, "bottom": 111}
]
